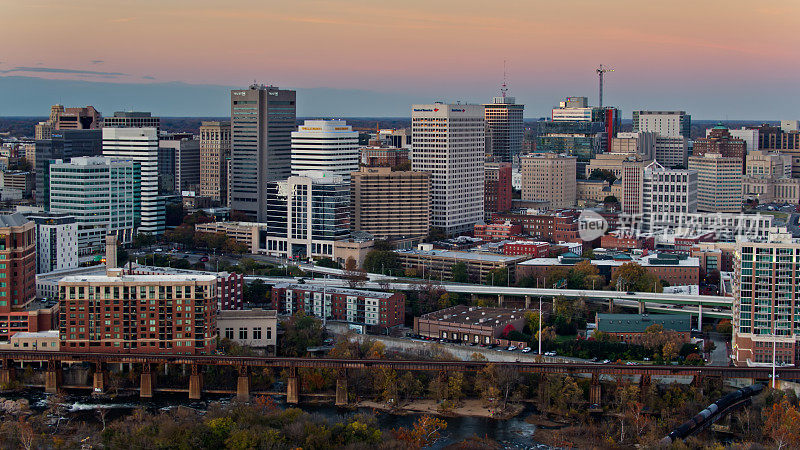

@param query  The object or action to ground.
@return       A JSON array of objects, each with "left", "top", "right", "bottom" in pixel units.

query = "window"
[
  {"left": 239, "top": 328, "right": 247, "bottom": 340},
  {"left": 224, "top": 327, "right": 234, "bottom": 339},
  {"left": 253, "top": 327, "right": 261, "bottom": 340}
]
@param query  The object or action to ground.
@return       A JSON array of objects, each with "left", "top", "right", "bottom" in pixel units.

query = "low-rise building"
[
  {"left": 195, "top": 221, "right": 260, "bottom": 253},
  {"left": 502, "top": 241, "right": 550, "bottom": 257},
  {"left": 0, "top": 330, "right": 60, "bottom": 351},
  {"left": 272, "top": 283, "right": 405, "bottom": 330},
  {"left": 595, "top": 313, "right": 691, "bottom": 343},
  {"left": 491, "top": 209, "right": 581, "bottom": 243},
  {"left": 473, "top": 221, "right": 522, "bottom": 241},
  {"left": 332, "top": 234, "right": 375, "bottom": 269},
  {"left": 216, "top": 309, "right": 277, "bottom": 355},
  {"left": 395, "top": 247, "right": 529, "bottom": 284},
  {"left": 414, "top": 305, "right": 529, "bottom": 345},
  {"left": 600, "top": 231, "right": 655, "bottom": 252}
]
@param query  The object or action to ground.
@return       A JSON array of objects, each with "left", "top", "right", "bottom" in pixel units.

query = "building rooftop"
[
  {"left": 419, "top": 305, "right": 531, "bottom": 327},
  {"left": 396, "top": 248, "right": 527, "bottom": 263},
  {"left": 59, "top": 274, "right": 217, "bottom": 284},
  {"left": 0, "top": 213, "right": 30, "bottom": 228},
  {"left": 218, "top": 309, "right": 278, "bottom": 319},
  {"left": 519, "top": 252, "right": 699, "bottom": 268},
  {"left": 596, "top": 313, "right": 691, "bottom": 334},
  {"left": 273, "top": 283, "right": 396, "bottom": 299},
  {"left": 11, "top": 330, "right": 59, "bottom": 339}
]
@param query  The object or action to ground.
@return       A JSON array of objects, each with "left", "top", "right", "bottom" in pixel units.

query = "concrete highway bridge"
[
  {"left": 0, "top": 351, "right": 785, "bottom": 407},
  {"left": 247, "top": 275, "right": 732, "bottom": 326}
]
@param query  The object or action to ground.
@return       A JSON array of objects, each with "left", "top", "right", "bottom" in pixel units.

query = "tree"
[
  {"left": 716, "top": 319, "right": 732, "bottom": 336},
  {"left": 524, "top": 311, "right": 541, "bottom": 336},
  {"left": 244, "top": 279, "right": 270, "bottom": 304},
  {"left": 486, "top": 268, "right": 508, "bottom": 286},
  {"left": 477, "top": 364, "right": 521, "bottom": 411},
  {"left": 572, "top": 260, "right": 603, "bottom": 290},
  {"left": 315, "top": 258, "right": 342, "bottom": 269},
  {"left": 589, "top": 168, "right": 617, "bottom": 184},
  {"left": 610, "top": 262, "right": 662, "bottom": 293},
  {"left": 426, "top": 227, "right": 447, "bottom": 242},
  {"left": 344, "top": 257, "right": 367, "bottom": 288},
  {"left": 451, "top": 262, "right": 468, "bottom": 283},
  {"left": 279, "top": 311, "right": 324, "bottom": 357},
  {"left": 392, "top": 415, "right": 447, "bottom": 448},
  {"left": 362, "top": 250, "right": 399, "bottom": 275},
  {"left": 764, "top": 398, "right": 800, "bottom": 449}
]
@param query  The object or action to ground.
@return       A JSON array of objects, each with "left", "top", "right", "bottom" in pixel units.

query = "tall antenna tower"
[
  {"left": 501, "top": 60, "right": 508, "bottom": 98},
  {"left": 596, "top": 64, "right": 614, "bottom": 107}
]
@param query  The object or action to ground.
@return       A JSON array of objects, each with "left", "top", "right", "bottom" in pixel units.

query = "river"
[{"left": 9, "top": 389, "right": 547, "bottom": 449}]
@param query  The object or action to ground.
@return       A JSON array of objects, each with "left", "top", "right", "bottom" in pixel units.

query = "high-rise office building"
[
  {"left": 291, "top": 120, "right": 359, "bottom": 182},
  {"left": 199, "top": 121, "right": 231, "bottom": 204},
  {"left": 263, "top": 171, "right": 349, "bottom": 259},
  {"left": 633, "top": 111, "right": 691, "bottom": 168},
  {"left": 709, "top": 127, "right": 758, "bottom": 153},
  {"left": 350, "top": 166, "right": 430, "bottom": 240},
  {"left": 34, "top": 129, "right": 103, "bottom": 209},
  {"left": 755, "top": 124, "right": 800, "bottom": 177},
  {"left": 733, "top": 229, "right": 800, "bottom": 366},
  {"left": 693, "top": 125, "right": 747, "bottom": 173},
  {"left": 641, "top": 161, "right": 698, "bottom": 233},
  {"left": 688, "top": 153, "right": 743, "bottom": 213},
  {"left": 49, "top": 157, "right": 140, "bottom": 255},
  {"left": 411, "top": 103, "right": 485, "bottom": 235},
  {"left": 34, "top": 105, "right": 101, "bottom": 140},
  {"left": 520, "top": 153, "right": 577, "bottom": 209},
  {"left": 26, "top": 213, "right": 78, "bottom": 274},
  {"left": 102, "top": 127, "right": 163, "bottom": 235},
  {"left": 102, "top": 111, "right": 161, "bottom": 134},
  {"left": 229, "top": 84, "right": 296, "bottom": 222},
  {"left": 484, "top": 93, "right": 524, "bottom": 163},
  {"left": 611, "top": 132, "right": 656, "bottom": 160},
  {"left": 160, "top": 134, "right": 200, "bottom": 191},
  {"left": 742, "top": 151, "right": 799, "bottom": 204},
  {"left": 484, "top": 162, "right": 513, "bottom": 220}
]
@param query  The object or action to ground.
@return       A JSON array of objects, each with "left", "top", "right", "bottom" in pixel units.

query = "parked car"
[
  {"left": 507, "top": 346, "right": 517, "bottom": 351},
  {"left": 603, "top": 359, "right": 611, "bottom": 364},
  {"left": 199, "top": 256, "right": 209, "bottom": 262},
  {"left": 521, "top": 347, "right": 532, "bottom": 353}
]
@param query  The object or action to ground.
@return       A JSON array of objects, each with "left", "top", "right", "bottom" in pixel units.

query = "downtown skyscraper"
[
  {"left": 484, "top": 93, "right": 523, "bottom": 163},
  {"left": 229, "top": 84, "right": 296, "bottom": 222},
  {"left": 411, "top": 103, "right": 484, "bottom": 235}
]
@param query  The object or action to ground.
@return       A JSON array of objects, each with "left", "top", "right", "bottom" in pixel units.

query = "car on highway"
[
  {"left": 199, "top": 256, "right": 209, "bottom": 262},
  {"left": 521, "top": 347, "right": 532, "bottom": 353},
  {"left": 544, "top": 351, "right": 556, "bottom": 357},
  {"left": 603, "top": 359, "right": 611, "bottom": 364},
  {"left": 626, "top": 291, "right": 635, "bottom": 295},
  {"left": 507, "top": 346, "right": 517, "bottom": 351}
]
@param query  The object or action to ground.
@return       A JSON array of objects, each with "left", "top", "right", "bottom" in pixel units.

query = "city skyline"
[{"left": 1, "top": 0, "right": 798, "bottom": 119}]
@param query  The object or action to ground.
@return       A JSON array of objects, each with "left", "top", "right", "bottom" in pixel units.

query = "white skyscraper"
[
  {"left": 633, "top": 111, "right": 691, "bottom": 168},
  {"left": 641, "top": 160, "right": 698, "bottom": 232},
  {"left": 291, "top": 120, "right": 359, "bottom": 183},
  {"left": 412, "top": 103, "right": 485, "bottom": 235},
  {"left": 102, "top": 127, "right": 164, "bottom": 235}
]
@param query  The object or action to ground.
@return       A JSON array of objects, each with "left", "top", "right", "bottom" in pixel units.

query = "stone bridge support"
[
  {"left": 525, "top": 295, "right": 531, "bottom": 309},
  {"left": 45, "top": 361, "right": 61, "bottom": 394},
  {"left": 0, "top": 359, "right": 14, "bottom": 386},
  {"left": 498, "top": 295, "right": 505, "bottom": 307},
  {"left": 140, "top": 364, "right": 154, "bottom": 398},
  {"left": 286, "top": 366, "right": 300, "bottom": 404},
  {"left": 589, "top": 372, "right": 601, "bottom": 406},
  {"left": 335, "top": 369, "right": 348, "bottom": 406},
  {"left": 236, "top": 366, "right": 250, "bottom": 402},
  {"left": 189, "top": 364, "right": 203, "bottom": 400},
  {"left": 638, "top": 301, "right": 645, "bottom": 314},
  {"left": 92, "top": 362, "right": 109, "bottom": 394}
]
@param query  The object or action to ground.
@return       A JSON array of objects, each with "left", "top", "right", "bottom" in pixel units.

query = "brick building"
[
  {"left": 272, "top": 283, "right": 405, "bottom": 329},
  {"left": 491, "top": 210, "right": 580, "bottom": 243},
  {"left": 595, "top": 313, "right": 691, "bottom": 343},
  {"left": 502, "top": 241, "right": 551, "bottom": 257},
  {"left": 600, "top": 232, "right": 655, "bottom": 252},
  {"left": 127, "top": 264, "right": 245, "bottom": 310},
  {"left": 414, "top": 305, "right": 529, "bottom": 345},
  {"left": 692, "top": 126, "right": 746, "bottom": 173},
  {"left": 484, "top": 162, "right": 512, "bottom": 220},
  {"left": 473, "top": 222, "right": 522, "bottom": 241},
  {"left": 360, "top": 146, "right": 409, "bottom": 168}
]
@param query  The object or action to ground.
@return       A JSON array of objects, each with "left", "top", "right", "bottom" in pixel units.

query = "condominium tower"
[
  {"left": 102, "top": 127, "right": 163, "bottom": 234},
  {"left": 199, "top": 121, "right": 231, "bottom": 204},
  {"left": 229, "top": 84, "right": 296, "bottom": 222},
  {"left": 411, "top": 103, "right": 485, "bottom": 235},
  {"left": 291, "top": 120, "right": 359, "bottom": 183}
]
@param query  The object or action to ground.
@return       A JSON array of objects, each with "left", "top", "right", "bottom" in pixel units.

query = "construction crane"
[{"left": 596, "top": 64, "right": 614, "bottom": 107}]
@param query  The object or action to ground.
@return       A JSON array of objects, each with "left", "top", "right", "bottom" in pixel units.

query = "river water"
[{"left": 10, "top": 389, "right": 547, "bottom": 449}]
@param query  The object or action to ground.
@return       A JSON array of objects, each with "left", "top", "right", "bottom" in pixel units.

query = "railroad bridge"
[{"left": 0, "top": 351, "right": 792, "bottom": 405}]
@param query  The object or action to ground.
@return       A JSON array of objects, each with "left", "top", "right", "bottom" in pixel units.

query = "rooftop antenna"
[
  {"left": 597, "top": 65, "right": 614, "bottom": 107},
  {"left": 501, "top": 60, "right": 508, "bottom": 98}
]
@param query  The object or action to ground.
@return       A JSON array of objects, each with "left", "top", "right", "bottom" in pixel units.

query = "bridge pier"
[
  {"left": 608, "top": 298, "right": 614, "bottom": 312},
  {"left": 92, "top": 362, "right": 109, "bottom": 394},
  {"left": 140, "top": 364, "right": 154, "bottom": 398},
  {"left": 286, "top": 367, "right": 300, "bottom": 404},
  {"left": 698, "top": 305, "right": 703, "bottom": 330},
  {"left": 498, "top": 295, "right": 504, "bottom": 307},
  {"left": 0, "top": 359, "right": 15, "bottom": 386},
  {"left": 471, "top": 294, "right": 477, "bottom": 304},
  {"left": 589, "top": 372, "right": 601, "bottom": 406},
  {"left": 335, "top": 369, "right": 348, "bottom": 406},
  {"left": 45, "top": 361, "right": 61, "bottom": 394},
  {"left": 189, "top": 365, "right": 203, "bottom": 400},
  {"left": 236, "top": 366, "right": 250, "bottom": 402},
  {"left": 638, "top": 301, "right": 645, "bottom": 314},
  {"left": 525, "top": 295, "right": 531, "bottom": 309}
]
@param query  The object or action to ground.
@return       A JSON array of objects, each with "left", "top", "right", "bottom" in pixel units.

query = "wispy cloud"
[
  {"left": 0, "top": 66, "right": 127, "bottom": 77},
  {"left": 91, "top": 60, "right": 104, "bottom": 64},
  {"left": 142, "top": 76, "right": 156, "bottom": 80}
]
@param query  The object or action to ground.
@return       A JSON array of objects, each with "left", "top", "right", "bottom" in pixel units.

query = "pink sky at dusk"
[{"left": 2, "top": 0, "right": 799, "bottom": 118}]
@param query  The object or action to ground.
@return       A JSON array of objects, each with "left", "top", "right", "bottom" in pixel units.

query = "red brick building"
[
  {"left": 600, "top": 232, "right": 655, "bottom": 252},
  {"left": 693, "top": 126, "right": 747, "bottom": 173},
  {"left": 491, "top": 210, "right": 580, "bottom": 242},
  {"left": 127, "top": 265, "right": 245, "bottom": 310},
  {"left": 360, "top": 146, "right": 409, "bottom": 168},
  {"left": 485, "top": 162, "right": 512, "bottom": 220},
  {"left": 0, "top": 214, "right": 56, "bottom": 341},
  {"left": 474, "top": 222, "right": 522, "bottom": 241},
  {"left": 272, "top": 283, "right": 405, "bottom": 329},
  {"left": 503, "top": 241, "right": 550, "bottom": 257}
]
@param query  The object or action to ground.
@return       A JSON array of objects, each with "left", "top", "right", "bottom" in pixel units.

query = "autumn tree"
[
  {"left": 524, "top": 311, "right": 541, "bottom": 336},
  {"left": 609, "top": 262, "right": 663, "bottom": 293},
  {"left": 477, "top": 364, "right": 522, "bottom": 411},
  {"left": 764, "top": 398, "right": 800, "bottom": 449},
  {"left": 344, "top": 256, "right": 367, "bottom": 288},
  {"left": 393, "top": 415, "right": 448, "bottom": 448}
]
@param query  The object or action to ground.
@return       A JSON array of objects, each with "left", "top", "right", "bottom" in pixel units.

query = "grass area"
[{"left": 555, "top": 334, "right": 578, "bottom": 344}]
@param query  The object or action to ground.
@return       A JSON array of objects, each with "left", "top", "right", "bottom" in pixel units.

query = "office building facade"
[
  {"left": 641, "top": 161, "right": 698, "bottom": 232},
  {"left": 229, "top": 84, "right": 296, "bottom": 222},
  {"left": 484, "top": 96, "right": 524, "bottom": 162},
  {"left": 27, "top": 213, "right": 78, "bottom": 274},
  {"left": 693, "top": 126, "right": 747, "bottom": 173},
  {"left": 102, "top": 127, "right": 163, "bottom": 235},
  {"left": 411, "top": 103, "right": 485, "bottom": 235},
  {"left": 34, "top": 129, "right": 103, "bottom": 209},
  {"left": 102, "top": 111, "right": 161, "bottom": 134},
  {"left": 291, "top": 120, "right": 359, "bottom": 183},
  {"left": 199, "top": 121, "right": 231, "bottom": 204},
  {"left": 689, "top": 153, "right": 743, "bottom": 213},
  {"left": 49, "top": 157, "right": 140, "bottom": 255},
  {"left": 632, "top": 110, "right": 691, "bottom": 138},
  {"left": 350, "top": 166, "right": 430, "bottom": 240},
  {"left": 159, "top": 135, "right": 200, "bottom": 191},
  {"left": 755, "top": 124, "right": 800, "bottom": 177},
  {"left": 484, "top": 162, "right": 513, "bottom": 220},
  {"left": 521, "top": 153, "right": 576, "bottom": 209}
]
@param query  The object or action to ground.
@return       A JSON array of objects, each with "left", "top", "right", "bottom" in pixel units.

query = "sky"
[{"left": 1, "top": 0, "right": 798, "bottom": 118}]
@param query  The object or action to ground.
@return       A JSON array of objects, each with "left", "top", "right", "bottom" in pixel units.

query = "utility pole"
[
  {"left": 597, "top": 64, "right": 614, "bottom": 108},
  {"left": 538, "top": 296, "right": 543, "bottom": 356}
]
